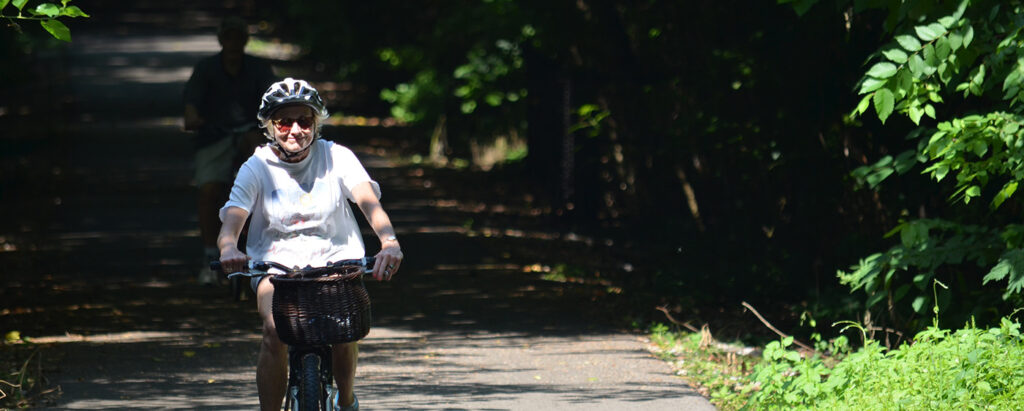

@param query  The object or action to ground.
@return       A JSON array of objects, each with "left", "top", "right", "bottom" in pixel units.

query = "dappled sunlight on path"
[{"left": 0, "top": 2, "right": 714, "bottom": 409}]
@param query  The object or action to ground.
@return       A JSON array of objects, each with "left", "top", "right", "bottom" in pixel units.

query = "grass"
[
  {"left": 647, "top": 316, "right": 1024, "bottom": 410},
  {"left": 646, "top": 323, "right": 761, "bottom": 410},
  {"left": 0, "top": 340, "right": 59, "bottom": 409}
]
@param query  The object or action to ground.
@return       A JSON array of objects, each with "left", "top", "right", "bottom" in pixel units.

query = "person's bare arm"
[
  {"left": 217, "top": 206, "right": 250, "bottom": 273},
  {"left": 351, "top": 182, "right": 403, "bottom": 281}
]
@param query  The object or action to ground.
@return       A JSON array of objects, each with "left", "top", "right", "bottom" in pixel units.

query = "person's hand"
[
  {"left": 373, "top": 242, "right": 403, "bottom": 281},
  {"left": 219, "top": 247, "right": 250, "bottom": 274},
  {"left": 184, "top": 105, "right": 206, "bottom": 131}
]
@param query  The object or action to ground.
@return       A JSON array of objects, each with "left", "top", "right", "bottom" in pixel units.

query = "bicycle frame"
[{"left": 212, "top": 258, "right": 375, "bottom": 411}]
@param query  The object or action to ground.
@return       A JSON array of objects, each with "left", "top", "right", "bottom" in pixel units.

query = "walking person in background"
[
  {"left": 184, "top": 16, "right": 276, "bottom": 284},
  {"left": 218, "top": 78, "right": 404, "bottom": 410}
]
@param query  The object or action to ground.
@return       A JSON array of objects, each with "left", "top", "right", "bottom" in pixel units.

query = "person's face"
[
  {"left": 270, "top": 105, "right": 316, "bottom": 156},
  {"left": 218, "top": 29, "right": 247, "bottom": 57}
]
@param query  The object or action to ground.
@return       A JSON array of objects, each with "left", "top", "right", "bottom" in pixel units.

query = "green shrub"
[{"left": 746, "top": 317, "right": 1024, "bottom": 410}]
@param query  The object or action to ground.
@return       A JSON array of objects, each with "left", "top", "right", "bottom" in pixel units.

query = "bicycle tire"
[{"left": 298, "top": 352, "right": 323, "bottom": 411}]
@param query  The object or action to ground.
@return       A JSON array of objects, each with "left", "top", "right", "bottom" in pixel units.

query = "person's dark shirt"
[{"left": 184, "top": 52, "right": 276, "bottom": 148}]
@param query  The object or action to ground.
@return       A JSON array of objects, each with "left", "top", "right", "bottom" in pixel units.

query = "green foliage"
[
  {"left": 647, "top": 324, "right": 760, "bottom": 411},
  {"left": 836, "top": 220, "right": 1017, "bottom": 316},
  {"left": 846, "top": 0, "right": 1024, "bottom": 209},
  {"left": 452, "top": 40, "right": 526, "bottom": 114},
  {"left": 0, "top": 0, "right": 89, "bottom": 42},
  {"left": 746, "top": 317, "right": 1024, "bottom": 410},
  {"left": 789, "top": 0, "right": 1024, "bottom": 321},
  {"left": 380, "top": 69, "right": 445, "bottom": 124}
]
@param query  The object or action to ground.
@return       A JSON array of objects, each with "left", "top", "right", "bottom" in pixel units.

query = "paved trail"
[{"left": 1, "top": 4, "right": 715, "bottom": 410}]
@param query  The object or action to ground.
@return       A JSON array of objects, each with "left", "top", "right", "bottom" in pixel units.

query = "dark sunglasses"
[{"left": 271, "top": 116, "right": 314, "bottom": 132}]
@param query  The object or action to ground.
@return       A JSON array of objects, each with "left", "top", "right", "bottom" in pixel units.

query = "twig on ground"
[
  {"left": 741, "top": 301, "right": 814, "bottom": 352},
  {"left": 655, "top": 305, "right": 701, "bottom": 333}
]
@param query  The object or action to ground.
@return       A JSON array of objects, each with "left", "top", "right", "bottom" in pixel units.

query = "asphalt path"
[{"left": 1, "top": 4, "right": 716, "bottom": 410}]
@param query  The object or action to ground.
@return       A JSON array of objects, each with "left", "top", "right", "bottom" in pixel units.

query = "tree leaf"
[
  {"left": 963, "top": 25, "right": 974, "bottom": 48},
  {"left": 935, "top": 38, "right": 951, "bottom": 60},
  {"left": 948, "top": 30, "right": 963, "bottom": 51},
  {"left": 867, "top": 62, "right": 898, "bottom": 79},
  {"left": 12, "top": 0, "right": 27, "bottom": 10},
  {"left": 909, "top": 105, "right": 924, "bottom": 125},
  {"left": 966, "top": 185, "right": 981, "bottom": 198},
  {"left": 859, "top": 76, "right": 887, "bottom": 94},
  {"left": 911, "top": 296, "right": 929, "bottom": 313},
  {"left": 923, "top": 44, "right": 938, "bottom": 66},
  {"left": 992, "top": 181, "right": 1018, "bottom": 209},
  {"left": 914, "top": 24, "right": 942, "bottom": 42},
  {"left": 908, "top": 54, "right": 926, "bottom": 77},
  {"left": 896, "top": 34, "right": 922, "bottom": 52},
  {"left": 866, "top": 167, "right": 894, "bottom": 188},
  {"left": 0, "top": 0, "right": 10, "bottom": 11},
  {"left": 873, "top": 88, "right": 895, "bottom": 123},
  {"left": 484, "top": 92, "right": 503, "bottom": 107},
  {"left": 854, "top": 94, "right": 872, "bottom": 116},
  {"left": 61, "top": 5, "right": 89, "bottom": 17},
  {"left": 40, "top": 19, "right": 70, "bottom": 41},
  {"left": 882, "top": 48, "right": 908, "bottom": 64},
  {"left": 34, "top": 3, "right": 59, "bottom": 17}
]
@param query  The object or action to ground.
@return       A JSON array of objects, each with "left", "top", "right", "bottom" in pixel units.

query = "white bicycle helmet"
[{"left": 257, "top": 78, "right": 329, "bottom": 158}]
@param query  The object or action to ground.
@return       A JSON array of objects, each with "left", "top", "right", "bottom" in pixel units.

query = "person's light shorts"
[{"left": 194, "top": 136, "right": 235, "bottom": 185}]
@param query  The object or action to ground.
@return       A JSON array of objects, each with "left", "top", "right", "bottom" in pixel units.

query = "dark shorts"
[{"left": 251, "top": 275, "right": 268, "bottom": 293}]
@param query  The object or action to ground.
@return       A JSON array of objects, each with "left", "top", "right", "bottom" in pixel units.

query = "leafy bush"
[{"left": 746, "top": 317, "right": 1024, "bottom": 410}]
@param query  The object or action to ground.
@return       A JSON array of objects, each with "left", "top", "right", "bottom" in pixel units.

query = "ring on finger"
[{"left": 387, "top": 264, "right": 395, "bottom": 269}]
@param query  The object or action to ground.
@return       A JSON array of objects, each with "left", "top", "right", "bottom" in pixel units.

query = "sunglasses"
[{"left": 271, "top": 116, "right": 314, "bottom": 132}]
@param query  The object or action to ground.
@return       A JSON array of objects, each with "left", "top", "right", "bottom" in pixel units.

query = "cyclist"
[
  {"left": 217, "top": 78, "right": 403, "bottom": 411},
  {"left": 184, "top": 16, "right": 276, "bottom": 285}
]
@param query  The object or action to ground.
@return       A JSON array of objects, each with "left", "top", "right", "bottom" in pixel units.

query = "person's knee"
[{"left": 261, "top": 322, "right": 285, "bottom": 352}]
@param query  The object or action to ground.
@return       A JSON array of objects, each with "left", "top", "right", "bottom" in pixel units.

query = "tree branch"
[
  {"left": 741, "top": 301, "right": 814, "bottom": 351},
  {"left": 655, "top": 305, "right": 700, "bottom": 333}
]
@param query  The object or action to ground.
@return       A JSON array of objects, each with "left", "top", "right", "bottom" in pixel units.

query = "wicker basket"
[{"left": 270, "top": 266, "right": 372, "bottom": 345}]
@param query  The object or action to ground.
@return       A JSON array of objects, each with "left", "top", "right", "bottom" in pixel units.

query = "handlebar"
[{"left": 210, "top": 257, "right": 377, "bottom": 279}]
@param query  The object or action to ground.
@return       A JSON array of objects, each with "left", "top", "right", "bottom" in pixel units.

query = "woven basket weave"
[{"left": 270, "top": 266, "right": 371, "bottom": 345}]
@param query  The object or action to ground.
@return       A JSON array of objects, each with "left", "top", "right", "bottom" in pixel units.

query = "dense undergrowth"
[{"left": 649, "top": 314, "right": 1024, "bottom": 410}]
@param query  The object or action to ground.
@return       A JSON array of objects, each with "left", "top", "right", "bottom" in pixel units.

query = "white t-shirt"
[{"left": 220, "top": 140, "right": 381, "bottom": 269}]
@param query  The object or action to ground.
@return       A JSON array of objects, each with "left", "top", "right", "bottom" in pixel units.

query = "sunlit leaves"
[
  {"left": 883, "top": 48, "right": 909, "bottom": 64},
  {"left": 61, "top": 5, "right": 87, "bottom": 17},
  {"left": 873, "top": 88, "right": 894, "bottom": 123},
  {"left": 831, "top": 0, "right": 1024, "bottom": 305},
  {"left": 2, "top": 0, "right": 88, "bottom": 41},
  {"left": 40, "top": 18, "right": 69, "bottom": 41},
  {"left": 896, "top": 34, "right": 922, "bottom": 52},
  {"left": 852, "top": 150, "right": 918, "bottom": 189},
  {"left": 34, "top": 3, "right": 59, "bottom": 17},
  {"left": 914, "top": 23, "right": 946, "bottom": 42},
  {"left": 868, "top": 62, "right": 899, "bottom": 78},
  {"left": 858, "top": 77, "right": 887, "bottom": 94},
  {"left": 993, "top": 181, "right": 1018, "bottom": 209},
  {"left": 984, "top": 249, "right": 1024, "bottom": 298}
]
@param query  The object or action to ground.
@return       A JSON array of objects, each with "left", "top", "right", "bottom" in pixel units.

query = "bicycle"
[{"left": 212, "top": 257, "right": 376, "bottom": 411}]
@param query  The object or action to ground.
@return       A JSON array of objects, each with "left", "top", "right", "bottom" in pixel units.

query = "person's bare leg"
[
  {"left": 256, "top": 279, "right": 288, "bottom": 411},
  {"left": 332, "top": 342, "right": 358, "bottom": 407}
]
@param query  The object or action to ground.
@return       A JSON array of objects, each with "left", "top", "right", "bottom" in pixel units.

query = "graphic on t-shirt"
[{"left": 266, "top": 178, "right": 335, "bottom": 236}]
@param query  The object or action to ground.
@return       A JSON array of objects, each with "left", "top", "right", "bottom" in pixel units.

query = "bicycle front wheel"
[{"left": 298, "top": 352, "right": 323, "bottom": 411}]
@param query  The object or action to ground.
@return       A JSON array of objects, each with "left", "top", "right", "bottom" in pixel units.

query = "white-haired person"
[{"left": 217, "top": 78, "right": 403, "bottom": 411}]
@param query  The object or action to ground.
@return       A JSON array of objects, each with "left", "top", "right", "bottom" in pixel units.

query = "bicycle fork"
[{"left": 285, "top": 345, "right": 336, "bottom": 411}]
